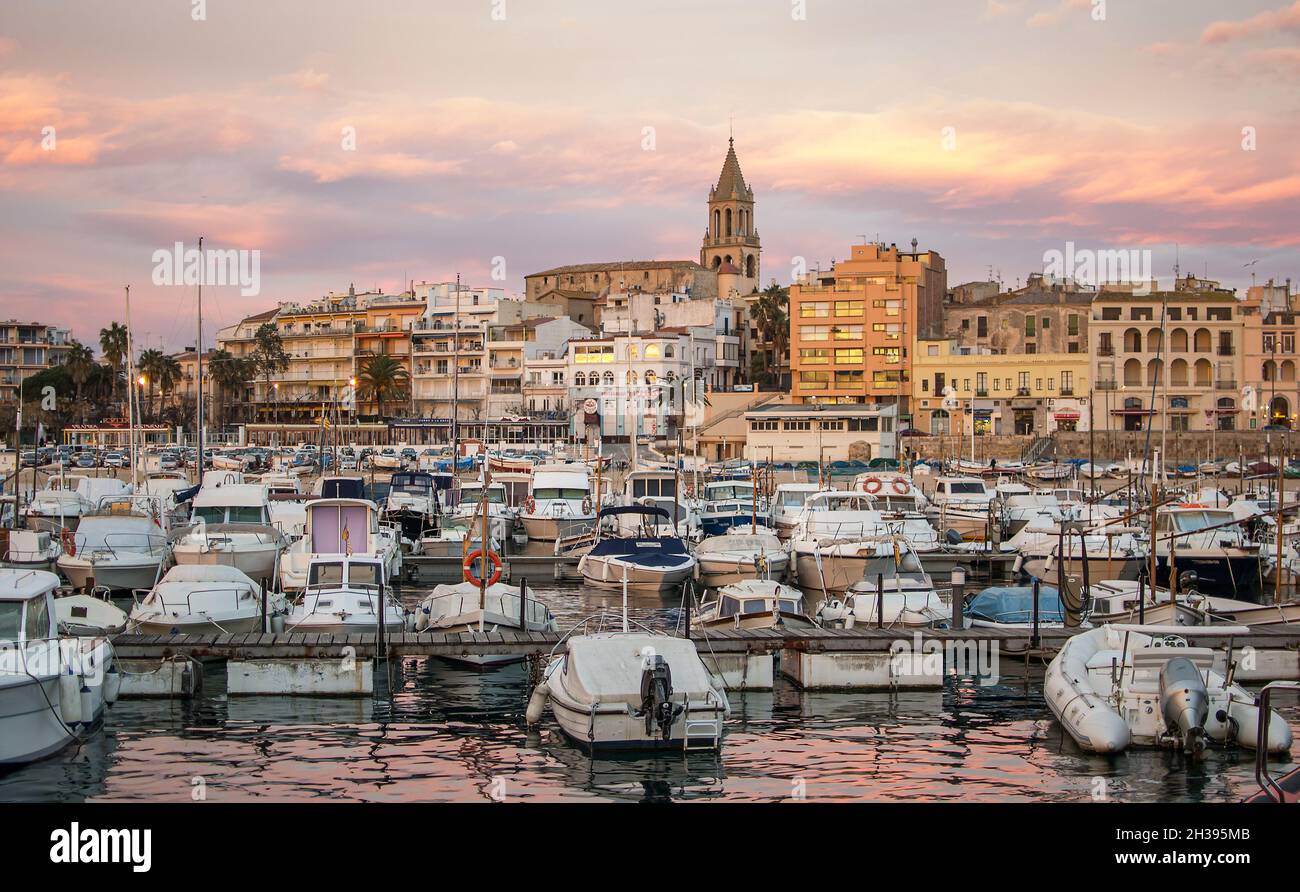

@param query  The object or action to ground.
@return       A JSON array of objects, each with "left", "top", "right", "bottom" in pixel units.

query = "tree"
[
  {"left": 63, "top": 341, "right": 95, "bottom": 422},
  {"left": 137, "top": 348, "right": 165, "bottom": 420},
  {"left": 99, "top": 322, "right": 129, "bottom": 407},
  {"left": 249, "top": 323, "right": 289, "bottom": 420},
  {"left": 750, "top": 284, "right": 789, "bottom": 389},
  {"left": 156, "top": 354, "right": 182, "bottom": 414},
  {"left": 357, "top": 354, "right": 409, "bottom": 421},
  {"left": 208, "top": 348, "right": 251, "bottom": 429}
]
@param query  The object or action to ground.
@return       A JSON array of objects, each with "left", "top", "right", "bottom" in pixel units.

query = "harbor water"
[{"left": 2, "top": 578, "right": 1296, "bottom": 803}]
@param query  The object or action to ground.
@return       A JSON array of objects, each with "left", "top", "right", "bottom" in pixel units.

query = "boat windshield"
[
  {"left": 461, "top": 487, "right": 506, "bottom": 504},
  {"left": 0, "top": 602, "right": 21, "bottom": 639},
  {"left": 779, "top": 491, "right": 811, "bottom": 508},
  {"left": 707, "top": 485, "right": 751, "bottom": 501},
  {"left": 1172, "top": 510, "right": 1233, "bottom": 532},
  {"left": 532, "top": 488, "right": 587, "bottom": 500},
  {"left": 947, "top": 482, "right": 987, "bottom": 494},
  {"left": 194, "top": 506, "right": 265, "bottom": 524}
]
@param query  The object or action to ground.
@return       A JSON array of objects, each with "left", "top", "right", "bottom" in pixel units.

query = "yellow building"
[{"left": 911, "top": 338, "right": 1091, "bottom": 437}]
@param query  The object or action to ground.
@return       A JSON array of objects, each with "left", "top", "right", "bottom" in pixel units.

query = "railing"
[
  {"left": 1059, "top": 388, "right": 1074, "bottom": 396},
  {"left": 1016, "top": 387, "right": 1030, "bottom": 396},
  {"left": 1097, "top": 345, "right": 1114, "bottom": 356},
  {"left": 1216, "top": 379, "right": 1238, "bottom": 390},
  {"left": 1217, "top": 345, "right": 1235, "bottom": 356}
]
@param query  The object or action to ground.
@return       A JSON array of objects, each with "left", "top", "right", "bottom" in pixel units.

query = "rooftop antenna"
[{"left": 1244, "top": 258, "right": 1260, "bottom": 288}]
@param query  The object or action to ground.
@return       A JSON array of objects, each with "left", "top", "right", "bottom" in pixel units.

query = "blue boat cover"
[
  {"left": 587, "top": 535, "right": 689, "bottom": 568},
  {"left": 965, "top": 585, "right": 1064, "bottom": 624}
]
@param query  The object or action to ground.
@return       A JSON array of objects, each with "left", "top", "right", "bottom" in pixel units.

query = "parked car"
[
  {"left": 73, "top": 452, "right": 98, "bottom": 469},
  {"left": 104, "top": 451, "right": 126, "bottom": 468}
]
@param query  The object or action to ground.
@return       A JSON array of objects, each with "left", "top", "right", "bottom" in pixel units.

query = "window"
[
  {"left": 1041, "top": 316, "right": 1050, "bottom": 330},
  {"left": 644, "top": 344, "right": 661, "bottom": 359},
  {"left": 1061, "top": 371, "right": 1073, "bottom": 392},
  {"left": 783, "top": 419, "right": 812, "bottom": 430},
  {"left": 799, "top": 372, "right": 829, "bottom": 391},
  {"left": 976, "top": 373, "right": 988, "bottom": 393},
  {"left": 834, "top": 325, "right": 864, "bottom": 340},
  {"left": 800, "top": 348, "right": 830, "bottom": 365},
  {"left": 1019, "top": 372, "right": 1029, "bottom": 391},
  {"left": 977, "top": 317, "right": 988, "bottom": 337},
  {"left": 1067, "top": 314, "right": 1079, "bottom": 336},
  {"left": 834, "top": 301, "right": 863, "bottom": 317},
  {"left": 799, "top": 302, "right": 830, "bottom": 318},
  {"left": 800, "top": 325, "right": 830, "bottom": 341},
  {"left": 869, "top": 346, "right": 899, "bottom": 362},
  {"left": 835, "top": 347, "right": 864, "bottom": 364},
  {"left": 835, "top": 370, "right": 865, "bottom": 388},
  {"left": 1025, "top": 316, "right": 1035, "bottom": 336},
  {"left": 1025, "top": 344, "right": 1036, "bottom": 354},
  {"left": 1102, "top": 307, "right": 1121, "bottom": 320},
  {"left": 750, "top": 419, "right": 778, "bottom": 431},
  {"left": 821, "top": 420, "right": 844, "bottom": 431}
]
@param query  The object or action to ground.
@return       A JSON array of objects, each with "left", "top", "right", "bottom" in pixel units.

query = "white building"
[{"left": 743, "top": 402, "right": 898, "bottom": 463}]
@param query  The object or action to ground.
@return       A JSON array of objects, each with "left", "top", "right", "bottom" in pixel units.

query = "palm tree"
[
  {"left": 750, "top": 284, "right": 789, "bottom": 389},
  {"left": 207, "top": 349, "right": 251, "bottom": 428},
  {"left": 137, "top": 348, "right": 165, "bottom": 420},
  {"left": 357, "top": 354, "right": 409, "bottom": 421},
  {"left": 64, "top": 341, "right": 95, "bottom": 422},
  {"left": 156, "top": 354, "right": 182, "bottom": 414},
  {"left": 99, "top": 322, "right": 129, "bottom": 406}
]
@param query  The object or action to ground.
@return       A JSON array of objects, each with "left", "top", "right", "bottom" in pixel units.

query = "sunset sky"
[{"left": 2, "top": 0, "right": 1299, "bottom": 352}]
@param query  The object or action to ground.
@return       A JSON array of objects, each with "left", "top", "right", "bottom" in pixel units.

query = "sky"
[{"left": 2, "top": 0, "right": 1299, "bottom": 353}]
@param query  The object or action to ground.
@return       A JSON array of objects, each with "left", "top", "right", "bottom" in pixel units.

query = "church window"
[
  {"left": 725, "top": 208, "right": 732, "bottom": 236},
  {"left": 746, "top": 255, "right": 755, "bottom": 277}
]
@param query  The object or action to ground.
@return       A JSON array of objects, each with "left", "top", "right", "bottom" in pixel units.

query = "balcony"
[
  {"left": 1216, "top": 379, "right": 1238, "bottom": 390},
  {"left": 975, "top": 389, "right": 988, "bottom": 398},
  {"left": 1095, "top": 380, "right": 1117, "bottom": 390},
  {"left": 1016, "top": 387, "right": 1030, "bottom": 396},
  {"left": 1060, "top": 388, "right": 1074, "bottom": 396},
  {"left": 1097, "top": 345, "right": 1114, "bottom": 357},
  {"left": 1217, "top": 345, "right": 1235, "bottom": 356}
]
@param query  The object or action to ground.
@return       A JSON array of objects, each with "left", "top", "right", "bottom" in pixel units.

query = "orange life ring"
[
  {"left": 463, "top": 549, "right": 503, "bottom": 586},
  {"left": 60, "top": 528, "right": 76, "bottom": 557},
  {"left": 891, "top": 478, "right": 909, "bottom": 495},
  {"left": 863, "top": 476, "right": 883, "bottom": 494}
]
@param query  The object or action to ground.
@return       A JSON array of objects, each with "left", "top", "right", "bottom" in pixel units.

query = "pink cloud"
[{"left": 1202, "top": 1, "right": 1300, "bottom": 44}]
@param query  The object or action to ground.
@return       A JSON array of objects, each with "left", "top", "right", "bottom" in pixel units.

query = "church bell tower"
[{"left": 701, "top": 137, "right": 761, "bottom": 297}]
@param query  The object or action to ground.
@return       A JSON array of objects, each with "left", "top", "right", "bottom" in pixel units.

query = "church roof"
[
  {"left": 528, "top": 260, "right": 705, "bottom": 278},
  {"left": 711, "top": 138, "right": 752, "bottom": 201}
]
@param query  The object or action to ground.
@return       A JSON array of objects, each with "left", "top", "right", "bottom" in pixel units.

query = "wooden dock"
[{"left": 108, "top": 623, "right": 1300, "bottom": 662}]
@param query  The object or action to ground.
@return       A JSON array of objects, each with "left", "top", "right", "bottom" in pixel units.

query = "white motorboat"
[
  {"left": 55, "top": 496, "right": 169, "bottom": 591},
  {"left": 815, "top": 545, "right": 948, "bottom": 628},
  {"left": 925, "top": 476, "right": 995, "bottom": 541},
  {"left": 695, "top": 578, "right": 815, "bottom": 631},
  {"left": 4, "top": 529, "right": 61, "bottom": 571},
  {"left": 520, "top": 465, "right": 597, "bottom": 541},
  {"left": 384, "top": 471, "right": 440, "bottom": 542},
  {"left": 280, "top": 497, "right": 402, "bottom": 591},
  {"left": 370, "top": 448, "right": 402, "bottom": 471},
  {"left": 172, "top": 483, "right": 286, "bottom": 584},
  {"left": 453, "top": 480, "right": 515, "bottom": 545},
  {"left": 0, "top": 569, "right": 118, "bottom": 764},
  {"left": 1153, "top": 505, "right": 1262, "bottom": 601},
  {"left": 1045, "top": 624, "right": 1293, "bottom": 754},
  {"left": 694, "top": 530, "right": 788, "bottom": 588},
  {"left": 696, "top": 480, "right": 767, "bottom": 537},
  {"left": 414, "top": 581, "right": 557, "bottom": 667},
  {"left": 526, "top": 618, "right": 728, "bottom": 751},
  {"left": 577, "top": 506, "right": 697, "bottom": 594},
  {"left": 129, "top": 564, "right": 283, "bottom": 635},
  {"left": 284, "top": 554, "right": 407, "bottom": 635},
  {"left": 54, "top": 590, "right": 129, "bottom": 636},
  {"left": 23, "top": 474, "right": 93, "bottom": 532},
  {"left": 769, "top": 482, "right": 820, "bottom": 540}
]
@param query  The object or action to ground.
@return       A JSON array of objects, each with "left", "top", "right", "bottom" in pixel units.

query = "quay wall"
[{"left": 906, "top": 431, "right": 1299, "bottom": 464}]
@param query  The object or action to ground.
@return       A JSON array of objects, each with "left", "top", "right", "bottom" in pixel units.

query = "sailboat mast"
[
  {"left": 124, "top": 284, "right": 139, "bottom": 490},
  {"left": 196, "top": 236, "right": 204, "bottom": 483},
  {"left": 452, "top": 273, "right": 460, "bottom": 471}
]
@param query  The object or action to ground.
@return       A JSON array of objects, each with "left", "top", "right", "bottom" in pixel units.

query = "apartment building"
[
  {"left": 943, "top": 277, "right": 1092, "bottom": 355},
  {"left": 568, "top": 330, "right": 716, "bottom": 444},
  {"left": 599, "top": 290, "right": 745, "bottom": 389},
  {"left": 353, "top": 291, "right": 426, "bottom": 417},
  {"left": 0, "top": 320, "right": 72, "bottom": 403},
  {"left": 1090, "top": 282, "right": 1244, "bottom": 433},
  {"left": 911, "top": 337, "right": 1091, "bottom": 436},
  {"left": 788, "top": 241, "right": 946, "bottom": 414},
  {"left": 1240, "top": 278, "right": 1299, "bottom": 430}
]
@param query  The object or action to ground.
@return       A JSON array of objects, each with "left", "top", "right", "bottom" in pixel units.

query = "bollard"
[
  {"left": 951, "top": 567, "right": 965, "bottom": 630},
  {"left": 876, "top": 573, "right": 884, "bottom": 629},
  {"left": 1031, "top": 577, "right": 1041, "bottom": 650}
]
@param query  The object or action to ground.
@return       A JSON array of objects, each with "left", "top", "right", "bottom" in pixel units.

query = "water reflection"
[{"left": 1, "top": 580, "right": 1296, "bottom": 803}]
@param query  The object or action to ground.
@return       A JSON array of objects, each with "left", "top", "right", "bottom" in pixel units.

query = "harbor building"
[
  {"left": 788, "top": 241, "right": 947, "bottom": 416},
  {"left": 742, "top": 401, "right": 898, "bottom": 463},
  {"left": 0, "top": 320, "right": 73, "bottom": 405},
  {"left": 911, "top": 337, "right": 1091, "bottom": 437}
]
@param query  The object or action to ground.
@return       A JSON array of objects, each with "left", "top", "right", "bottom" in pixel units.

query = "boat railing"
[
  {"left": 547, "top": 610, "right": 664, "bottom": 657},
  {"left": 1253, "top": 681, "right": 1299, "bottom": 802},
  {"left": 76, "top": 531, "right": 169, "bottom": 559}
]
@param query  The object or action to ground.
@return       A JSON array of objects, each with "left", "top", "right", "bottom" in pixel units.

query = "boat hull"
[
  {"left": 1021, "top": 554, "right": 1145, "bottom": 583},
  {"left": 57, "top": 555, "right": 162, "bottom": 592},
  {"left": 171, "top": 544, "right": 279, "bottom": 586},
  {"left": 697, "top": 554, "right": 790, "bottom": 589},
  {"left": 0, "top": 671, "right": 107, "bottom": 765},
  {"left": 1155, "top": 554, "right": 1263, "bottom": 602},
  {"left": 130, "top": 614, "right": 266, "bottom": 636},
  {"left": 579, "top": 555, "right": 695, "bottom": 594},
  {"left": 520, "top": 514, "right": 595, "bottom": 542}
]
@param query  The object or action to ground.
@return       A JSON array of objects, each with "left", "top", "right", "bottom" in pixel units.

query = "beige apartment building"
[
  {"left": 944, "top": 277, "right": 1092, "bottom": 355},
  {"left": 0, "top": 320, "right": 72, "bottom": 404},
  {"left": 1090, "top": 283, "right": 1244, "bottom": 433}
]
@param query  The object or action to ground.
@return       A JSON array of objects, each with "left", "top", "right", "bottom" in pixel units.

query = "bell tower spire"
[{"left": 701, "top": 134, "right": 760, "bottom": 296}]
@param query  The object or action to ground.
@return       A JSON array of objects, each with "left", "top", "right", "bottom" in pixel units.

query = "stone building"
[{"left": 943, "top": 276, "right": 1092, "bottom": 355}]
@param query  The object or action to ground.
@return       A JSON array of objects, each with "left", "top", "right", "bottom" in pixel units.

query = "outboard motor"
[
  {"left": 637, "top": 655, "right": 683, "bottom": 740},
  {"left": 1160, "top": 657, "right": 1210, "bottom": 754},
  {"left": 944, "top": 528, "right": 963, "bottom": 546}
]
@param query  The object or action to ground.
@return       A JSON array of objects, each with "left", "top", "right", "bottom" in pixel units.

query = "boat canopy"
[
  {"left": 966, "top": 585, "right": 1064, "bottom": 624},
  {"left": 319, "top": 477, "right": 366, "bottom": 500},
  {"left": 586, "top": 535, "right": 689, "bottom": 561},
  {"left": 597, "top": 504, "right": 671, "bottom": 520}
]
